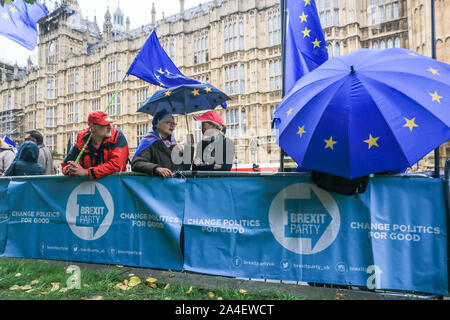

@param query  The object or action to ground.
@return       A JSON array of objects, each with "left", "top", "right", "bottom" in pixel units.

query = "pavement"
[{"left": 3, "top": 257, "right": 444, "bottom": 300}]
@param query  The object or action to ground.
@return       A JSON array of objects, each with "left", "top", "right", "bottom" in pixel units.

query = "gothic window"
[
  {"left": 394, "top": 37, "right": 401, "bottom": 48},
  {"left": 194, "top": 33, "right": 209, "bottom": 64},
  {"left": 225, "top": 64, "right": 243, "bottom": 95},
  {"left": 92, "top": 68, "right": 101, "bottom": 91},
  {"left": 268, "top": 11, "right": 280, "bottom": 47},
  {"left": 269, "top": 60, "right": 281, "bottom": 91},
  {"left": 137, "top": 123, "right": 149, "bottom": 145},
  {"left": 335, "top": 43, "right": 340, "bottom": 56},
  {"left": 136, "top": 88, "right": 149, "bottom": 109},
  {"left": 46, "top": 107, "right": 55, "bottom": 127},
  {"left": 318, "top": 0, "right": 339, "bottom": 26},
  {"left": 226, "top": 107, "right": 247, "bottom": 138}
]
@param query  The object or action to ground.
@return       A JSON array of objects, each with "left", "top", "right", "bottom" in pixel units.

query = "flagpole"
[
  {"left": 431, "top": 0, "right": 440, "bottom": 178},
  {"left": 279, "top": 0, "right": 287, "bottom": 172},
  {"left": 75, "top": 74, "right": 128, "bottom": 164}
]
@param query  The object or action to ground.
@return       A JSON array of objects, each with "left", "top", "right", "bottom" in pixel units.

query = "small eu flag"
[
  {"left": 0, "top": 0, "right": 49, "bottom": 50},
  {"left": 127, "top": 30, "right": 200, "bottom": 88},
  {"left": 284, "top": 0, "right": 328, "bottom": 94},
  {"left": 3, "top": 136, "right": 16, "bottom": 149}
]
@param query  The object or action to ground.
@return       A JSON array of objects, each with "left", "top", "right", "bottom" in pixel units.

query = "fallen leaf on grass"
[
  {"left": 9, "top": 285, "right": 21, "bottom": 291},
  {"left": 217, "top": 297, "right": 223, "bottom": 300},
  {"left": 336, "top": 293, "right": 344, "bottom": 300},
  {"left": 25, "top": 289, "right": 35, "bottom": 294},
  {"left": 169, "top": 274, "right": 175, "bottom": 278},
  {"left": 114, "top": 283, "right": 131, "bottom": 291},
  {"left": 239, "top": 289, "right": 247, "bottom": 294},
  {"left": 59, "top": 288, "right": 68, "bottom": 293},
  {"left": 40, "top": 291, "right": 48, "bottom": 295},
  {"left": 87, "top": 296, "right": 104, "bottom": 300},
  {"left": 145, "top": 277, "right": 158, "bottom": 284},
  {"left": 128, "top": 276, "right": 141, "bottom": 287},
  {"left": 164, "top": 284, "right": 170, "bottom": 290},
  {"left": 115, "top": 265, "right": 124, "bottom": 268},
  {"left": 150, "top": 283, "right": 157, "bottom": 288},
  {"left": 31, "top": 280, "right": 40, "bottom": 285},
  {"left": 208, "top": 292, "right": 215, "bottom": 298},
  {"left": 21, "top": 285, "right": 32, "bottom": 291},
  {"left": 14, "top": 273, "right": 22, "bottom": 277},
  {"left": 186, "top": 286, "right": 193, "bottom": 294},
  {"left": 50, "top": 282, "right": 60, "bottom": 292}
]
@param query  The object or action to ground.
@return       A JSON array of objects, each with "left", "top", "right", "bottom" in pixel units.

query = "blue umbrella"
[
  {"left": 137, "top": 83, "right": 230, "bottom": 130},
  {"left": 274, "top": 48, "right": 450, "bottom": 179}
]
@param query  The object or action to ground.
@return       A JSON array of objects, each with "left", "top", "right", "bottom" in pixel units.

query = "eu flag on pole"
[
  {"left": 0, "top": 0, "right": 48, "bottom": 51},
  {"left": 284, "top": 0, "right": 328, "bottom": 94},
  {"left": 127, "top": 30, "right": 200, "bottom": 88}
]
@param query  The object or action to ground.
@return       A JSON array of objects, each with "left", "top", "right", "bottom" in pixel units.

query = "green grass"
[{"left": 0, "top": 259, "right": 305, "bottom": 300}]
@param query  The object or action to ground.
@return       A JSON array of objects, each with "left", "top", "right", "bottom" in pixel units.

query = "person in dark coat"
[
  {"left": 131, "top": 110, "right": 191, "bottom": 178},
  {"left": 192, "top": 111, "right": 234, "bottom": 172},
  {"left": 3, "top": 141, "right": 43, "bottom": 177}
]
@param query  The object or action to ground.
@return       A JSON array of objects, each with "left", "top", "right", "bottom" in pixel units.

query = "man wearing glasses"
[{"left": 62, "top": 111, "right": 130, "bottom": 180}]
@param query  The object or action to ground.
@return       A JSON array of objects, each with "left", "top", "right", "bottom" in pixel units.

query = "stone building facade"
[{"left": 0, "top": 0, "right": 448, "bottom": 172}]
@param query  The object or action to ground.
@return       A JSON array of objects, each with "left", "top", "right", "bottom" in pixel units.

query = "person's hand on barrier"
[
  {"left": 155, "top": 167, "right": 173, "bottom": 178},
  {"left": 214, "top": 164, "right": 223, "bottom": 170},
  {"left": 66, "top": 161, "right": 89, "bottom": 177}
]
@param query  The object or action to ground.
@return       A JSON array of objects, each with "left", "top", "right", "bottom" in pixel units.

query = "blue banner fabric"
[
  {"left": 0, "top": 179, "right": 9, "bottom": 254},
  {"left": 183, "top": 176, "right": 448, "bottom": 295},
  {"left": 3, "top": 176, "right": 184, "bottom": 270}
]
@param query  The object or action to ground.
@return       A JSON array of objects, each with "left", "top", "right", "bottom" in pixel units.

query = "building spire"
[{"left": 151, "top": 3, "right": 156, "bottom": 28}]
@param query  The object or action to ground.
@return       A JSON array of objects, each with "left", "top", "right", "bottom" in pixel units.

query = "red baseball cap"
[
  {"left": 88, "top": 111, "right": 115, "bottom": 126},
  {"left": 194, "top": 111, "right": 223, "bottom": 127}
]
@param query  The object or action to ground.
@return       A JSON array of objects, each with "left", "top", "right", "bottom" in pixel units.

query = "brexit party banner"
[
  {"left": 183, "top": 176, "right": 448, "bottom": 295},
  {"left": 0, "top": 179, "right": 9, "bottom": 254},
  {"left": 2, "top": 175, "right": 184, "bottom": 270}
]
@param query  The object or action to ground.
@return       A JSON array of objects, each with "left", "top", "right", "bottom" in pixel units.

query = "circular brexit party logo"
[
  {"left": 269, "top": 183, "right": 340, "bottom": 255},
  {"left": 66, "top": 182, "right": 114, "bottom": 241}
]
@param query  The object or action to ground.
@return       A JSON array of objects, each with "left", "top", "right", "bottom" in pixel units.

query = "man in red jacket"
[{"left": 62, "top": 111, "right": 129, "bottom": 180}]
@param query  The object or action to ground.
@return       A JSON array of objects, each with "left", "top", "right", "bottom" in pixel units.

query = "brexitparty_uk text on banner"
[
  {"left": 3, "top": 175, "right": 185, "bottom": 270},
  {"left": 183, "top": 176, "right": 448, "bottom": 295}
]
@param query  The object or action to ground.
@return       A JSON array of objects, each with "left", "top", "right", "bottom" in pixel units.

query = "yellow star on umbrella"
[
  {"left": 299, "top": 12, "right": 308, "bottom": 23},
  {"left": 164, "top": 90, "right": 172, "bottom": 97},
  {"left": 304, "top": 0, "right": 311, "bottom": 5},
  {"left": 403, "top": 118, "right": 419, "bottom": 132},
  {"left": 204, "top": 86, "right": 212, "bottom": 93},
  {"left": 157, "top": 68, "right": 165, "bottom": 74},
  {"left": 427, "top": 67, "right": 439, "bottom": 76},
  {"left": 297, "top": 126, "right": 306, "bottom": 138},
  {"left": 287, "top": 108, "right": 293, "bottom": 116},
  {"left": 2, "top": 13, "right": 8, "bottom": 19},
  {"left": 364, "top": 134, "right": 380, "bottom": 149},
  {"left": 324, "top": 137, "right": 337, "bottom": 150},
  {"left": 408, "top": 52, "right": 418, "bottom": 56},
  {"left": 312, "top": 38, "right": 322, "bottom": 48},
  {"left": 302, "top": 27, "right": 311, "bottom": 38},
  {"left": 192, "top": 88, "right": 200, "bottom": 96},
  {"left": 165, "top": 69, "right": 172, "bottom": 75},
  {"left": 430, "top": 91, "right": 443, "bottom": 103},
  {"left": 10, "top": 7, "right": 17, "bottom": 13}
]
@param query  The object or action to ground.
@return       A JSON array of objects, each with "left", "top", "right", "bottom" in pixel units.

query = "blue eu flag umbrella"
[
  {"left": 138, "top": 83, "right": 229, "bottom": 116},
  {"left": 274, "top": 48, "right": 450, "bottom": 179},
  {"left": 0, "top": 0, "right": 48, "bottom": 50}
]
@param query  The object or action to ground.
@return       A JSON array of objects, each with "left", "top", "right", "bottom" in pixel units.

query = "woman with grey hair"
[{"left": 131, "top": 110, "right": 188, "bottom": 178}]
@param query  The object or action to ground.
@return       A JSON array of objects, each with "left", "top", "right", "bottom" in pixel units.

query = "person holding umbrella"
[
  {"left": 192, "top": 111, "right": 234, "bottom": 172},
  {"left": 131, "top": 110, "right": 192, "bottom": 178}
]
